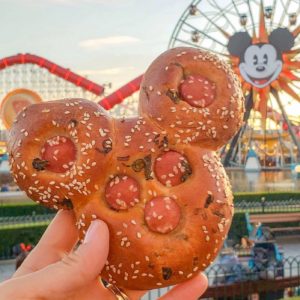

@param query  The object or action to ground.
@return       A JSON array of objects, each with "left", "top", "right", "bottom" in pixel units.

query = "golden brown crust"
[
  {"left": 7, "top": 47, "right": 243, "bottom": 290},
  {"left": 77, "top": 146, "right": 233, "bottom": 290},
  {"left": 139, "top": 47, "right": 245, "bottom": 149},
  {"left": 8, "top": 99, "right": 113, "bottom": 210}
]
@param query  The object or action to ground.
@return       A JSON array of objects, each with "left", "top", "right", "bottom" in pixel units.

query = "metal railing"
[
  {"left": 0, "top": 213, "right": 54, "bottom": 228},
  {"left": 235, "top": 198, "right": 300, "bottom": 213}
]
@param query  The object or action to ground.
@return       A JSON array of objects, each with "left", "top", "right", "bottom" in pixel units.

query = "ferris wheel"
[{"left": 169, "top": 0, "right": 300, "bottom": 169}]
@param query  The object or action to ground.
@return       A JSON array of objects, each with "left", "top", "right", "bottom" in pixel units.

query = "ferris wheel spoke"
[
  {"left": 194, "top": 7, "right": 231, "bottom": 39},
  {"left": 182, "top": 21, "right": 227, "bottom": 47},
  {"left": 271, "top": 88, "right": 300, "bottom": 153},
  {"left": 206, "top": 0, "right": 238, "bottom": 32},
  {"left": 292, "top": 25, "right": 300, "bottom": 37},
  {"left": 269, "top": 0, "right": 278, "bottom": 30},
  {"left": 173, "top": 37, "right": 228, "bottom": 57},
  {"left": 246, "top": 0, "right": 257, "bottom": 38},
  {"left": 231, "top": 0, "right": 241, "bottom": 20},
  {"left": 278, "top": 0, "right": 292, "bottom": 27}
]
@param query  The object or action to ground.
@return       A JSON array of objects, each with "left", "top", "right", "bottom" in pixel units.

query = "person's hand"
[{"left": 0, "top": 210, "right": 208, "bottom": 300}]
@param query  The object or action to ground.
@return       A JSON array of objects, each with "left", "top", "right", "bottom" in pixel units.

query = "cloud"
[
  {"left": 79, "top": 36, "right": 140, "bottom": 49},
  {"left": 78, "top": 66, "right": 135, "bottom": 76}
]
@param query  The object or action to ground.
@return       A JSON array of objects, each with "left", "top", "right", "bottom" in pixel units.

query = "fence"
[
  {"left": 203, "top": 256, "right": 300, "bottom": 297},
  {"left": 0, "top": 214, "right": 54, "bottom": 228},
  {"left": 1, "top": 195, "right": 300, "bottom": 298},
  {"left": 142, "top": 256, "right": 300, "bottom": 299},
  {"left": 0, "top": 197, "right": 300, "bottom": 260},
  {"left": 235, "top": 198, "right": 300, "bottom": 213},
  {"left": 0, "top": 200, "right": 54, "bottom": 260}
]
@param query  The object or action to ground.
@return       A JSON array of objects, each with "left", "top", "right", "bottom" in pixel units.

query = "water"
[
  {"left": 227, "top": 169, "right": 300, "bottom": 193},
  {"left": 0, "top": 260, "right": 14, "bottom": 282},
  {"left": 276, "top": 236, "right": 300, "bottom": 258}
]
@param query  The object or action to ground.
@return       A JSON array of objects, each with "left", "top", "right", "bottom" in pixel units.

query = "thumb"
[
  {"left": 71, "top": 219, "right": 110, "bottom": 282},
  {"left": 4, "top": 220, "right": 110, "bottom": 299}
]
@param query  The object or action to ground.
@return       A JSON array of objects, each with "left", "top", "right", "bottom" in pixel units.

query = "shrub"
[
  {"left": 0, "top": 203, "right": 54, "bottom": 217},
  {"left": 0, "top": 224, "right": 48, "bottom": 260},
  {"left": 228, "top": 212, "right": 248, "bottom": 245}
]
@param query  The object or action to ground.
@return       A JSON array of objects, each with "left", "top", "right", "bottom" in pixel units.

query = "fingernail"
[{"left": 84, "top": 220, "right": 101, "bottom": 244}]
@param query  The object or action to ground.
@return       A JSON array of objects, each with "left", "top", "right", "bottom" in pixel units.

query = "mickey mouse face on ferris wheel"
[
  {"left": 228, "top": 28, "right": 295, "bottom": 89},
  {"left": 240, "top": 44, "right": 282, "bottom": 88}
]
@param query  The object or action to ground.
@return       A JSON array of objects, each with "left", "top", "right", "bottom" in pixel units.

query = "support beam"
[
  {"left": 223, "top": 89, "right": 253, "bottom": 166},
  {"left": 271, "top": 88, "right": 300, "bottom": 158}
]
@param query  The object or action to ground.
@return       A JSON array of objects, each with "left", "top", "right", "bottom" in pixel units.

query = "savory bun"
[
  {"left": 8, "top": 47, "right": 244, "bottom": 290},
  {"left": 139, "top": 47, "right": 244, "bottom": 150}
]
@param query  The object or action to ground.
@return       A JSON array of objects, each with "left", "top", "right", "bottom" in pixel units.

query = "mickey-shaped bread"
[{"left": 8, "top": 47, "right": 244, "bottom": 290}]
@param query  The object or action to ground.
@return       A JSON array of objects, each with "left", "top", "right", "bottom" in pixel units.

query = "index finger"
[{"left": 13, "top": 209, "right": 78, "bottom": 278}]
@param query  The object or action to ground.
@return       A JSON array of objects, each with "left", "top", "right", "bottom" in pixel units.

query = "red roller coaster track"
[
  {"left": 99, "top": 75, "right": 143, "bottom": 110},
  {"left": 0, "top": 53, "right": 143, "bottom": 110},
  {"left": 0, "top": 53, "right": 104, "bottom": 96}
]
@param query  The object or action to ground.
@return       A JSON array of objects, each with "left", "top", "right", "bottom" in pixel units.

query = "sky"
[
  {"left": 0, "top": 0, "right": 299, "bottom": 119},
  {"left": 0, "top": 0, "right": 192, "bottom": 91}
]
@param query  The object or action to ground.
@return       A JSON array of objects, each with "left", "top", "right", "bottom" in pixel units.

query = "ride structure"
[
  {"left": 0, "top": 53, "right": 138, "bottom": 153},
  {"left": 169, "top": 0, "right": 300, "bottom": 170}
]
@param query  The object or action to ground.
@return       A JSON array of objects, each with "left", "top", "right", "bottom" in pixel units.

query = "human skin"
[{"left": 0, "top": 210, "right": 208, "bottom": 300}]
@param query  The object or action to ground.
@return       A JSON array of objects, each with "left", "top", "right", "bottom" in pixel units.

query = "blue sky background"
[{"left": 0, "top": 0, "right": 192, "bottom": 90}]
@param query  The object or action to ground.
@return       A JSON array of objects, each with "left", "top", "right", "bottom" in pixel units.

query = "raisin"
[
  {"left": 32, "top": 158, "right": 49, "bottom": 171},
  {"left": 162, "top": 267, "right": 173, "bottom": 280}
]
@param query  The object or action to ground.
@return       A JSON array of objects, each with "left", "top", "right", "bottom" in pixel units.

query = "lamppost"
[{"left": 102, "top": 82, "right": 112, "bottom": 97}]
